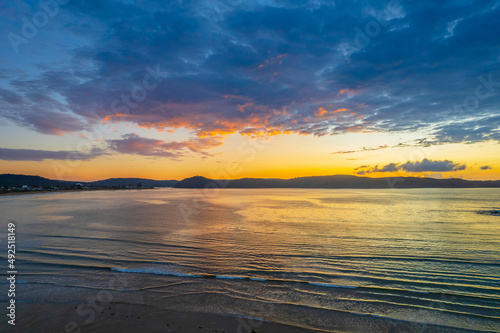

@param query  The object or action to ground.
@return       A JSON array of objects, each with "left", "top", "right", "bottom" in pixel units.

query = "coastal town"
[{"left": 0, "top": 182, "right": 152, "bottom": 195}]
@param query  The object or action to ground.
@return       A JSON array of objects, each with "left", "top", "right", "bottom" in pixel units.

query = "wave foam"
[{"left": 109, "top": 267, "right": 359, "bottom": 290}]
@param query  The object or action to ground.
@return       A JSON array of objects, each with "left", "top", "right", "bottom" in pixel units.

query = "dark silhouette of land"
[
  {"left": 1, "top": 174, "right": 500, "bottom": 193},
  {"left": 173, "top": 175, "right": 500, "bottom": 189},
  {"left": 0, "top": 174, "right": 176, "bottom": 194},
  {"left": 86, "top": 178, "right": 177, "bottom": 188},
  {"left": 0, "top": 174, "right": 73, "bottom": 188}
]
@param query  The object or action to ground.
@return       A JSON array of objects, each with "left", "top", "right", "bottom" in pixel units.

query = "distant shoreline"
[
  {"left": 2, "top": 174, "right": 500, "bottom": 191},
  {"left": 0, "top": 188, "right": 156, "bottom": 197},
  {"left": 2, "top": 187, "right": 500, "bottom": 199}
]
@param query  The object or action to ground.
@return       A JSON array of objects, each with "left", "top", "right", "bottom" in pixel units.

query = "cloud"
[
  {"left": 0, "top": 147, "right": 105, "bottom": 161},
  {"left": 399, "top": 159, "right": 467, "bottom": 172},
  {"left": 356, "top": 158, "right": 467, "bottom": 174},
  {"left": 106, "top": 133, "right": 224, "bottom": 158},
  {"left": 422, "top": 173, "right": 445, "bottom": 179},
  {"left": 480, "top": 165, "right": 493, "bottom": 170},
  {"left": 0, "top": 132, "right": 224, "bottom": 161},
  {"left": 0, "top": 0, "right": 499, "bottom": 144},
  {"left": 331, "top": 145, "right": 389, "bottom": 154},
  {"left": 315, "top": 107, "right": 350, "bottom": 118}
]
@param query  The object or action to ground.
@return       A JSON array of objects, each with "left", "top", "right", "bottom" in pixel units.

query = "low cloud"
[
  {"left": 0, "top": 133, "right": 224, "bottom": 161},
  {"left": 0, "top": 132, "right": 224, "bottom": 161},
  {"left": 480, "top": 165, "right": 493, "bottom": 170},
  {"left": 400, "top": 159, "right": 467, "bottom": 172},
  {"left": 106, "top": 133, "right": 224, "bottom": 158},
  {"left": 0, "top": 147, "right": 104, "bottom": 161},
  {"left": 356, "top": 158, "right": 467, "bottom": 175},
  {"left": 331, "top": 145, "right": 389, "bottom": 155}
]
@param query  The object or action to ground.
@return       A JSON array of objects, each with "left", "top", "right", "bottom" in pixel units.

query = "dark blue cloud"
[
  {"left": 356, "top": 158, "right": 467, "bottom": 174},
  {"left": 106, "top": 133, "right": 223, "bottom": 158},
  {"left": 0, "top": 0, "right": 499, "bottom": 143},
  {"left": 0, "top": 147, "right": 104, "bottom": 161}
]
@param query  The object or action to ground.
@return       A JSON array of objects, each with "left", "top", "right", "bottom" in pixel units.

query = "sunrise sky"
[{"left": 0, "top": 0, "right": 499, "bottom": 181}]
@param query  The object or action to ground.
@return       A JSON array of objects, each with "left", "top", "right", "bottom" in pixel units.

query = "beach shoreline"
[
  {"left": 5, "top": 300, "right": 492, "bottom": 333},
  {"left": 5, "top": 302, "right": 322, "bottom": 333}
]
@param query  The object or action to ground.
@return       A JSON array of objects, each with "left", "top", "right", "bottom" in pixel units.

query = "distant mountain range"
[
  {"left": 0, "top": 174, "right": 73, "bottom": 187},
  {"left": 2, "top": 173, "right": 500, "bottom": 189},
  {"left": 0, "top": 174, "right": 177, "bottom": 188},
  {"left": 85, "top": 178, "right": 178, "bottom": 187},
  {"left": 173, "top": 175, "right": 500, "bottom": 189}
]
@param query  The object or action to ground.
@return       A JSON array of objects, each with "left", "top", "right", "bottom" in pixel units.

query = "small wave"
[
  {"left": 308, "top": 282, "right": 357, "bottom": 289},
  {"left": 250, "top": 277, "right": 266, "bottom": 281},
  {"left": 216, "top": 275, "right": 246, "bottom": 280},
  {"left": 109, "top": 266, "right": 360, "bottom": 290},
  {"left": 110, "top": 267, "right": 203, "bottom": 278},
  {"left": 477, "top": 210, "right": 500, "bottom": 216},
  {"left": 0, "top": 280, "right": 30, "bottom": 284}
]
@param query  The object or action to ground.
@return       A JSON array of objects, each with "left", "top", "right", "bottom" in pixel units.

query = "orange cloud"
[
  {"left": 107, "top": 133, "right": 224, "bottom": 158},
  {"left": 339, "top": 89, "right": 358, "bottom": 96},
  {"left": 240, "top": 127, "right": 291, "bottom": 138},
  {"left": 256, "top": 54, "right": 288, "bottom": 69},
  {"left": 237, "top": 102, "right": 255, "bottom": 113},
  {"left": 102, "top": 112, "right": 129, "bottom": 123},
  {"left": 100, "top": 100, "right": 364, "bottom": 142},
  {"left": 315, "top": 107, "right": 349, "bottom": 117}
]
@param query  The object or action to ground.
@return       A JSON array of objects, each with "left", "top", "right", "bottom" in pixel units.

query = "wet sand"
[
  {"left": 5, "top": 301, "right": 489, "bottom": 333},
  {"left": 6, "top": 302, "right": 322, "bottom": 333}
]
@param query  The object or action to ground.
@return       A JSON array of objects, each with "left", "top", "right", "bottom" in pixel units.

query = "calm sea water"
[{"left": 1, "top": 188, "right": 499, "bottom": 332}]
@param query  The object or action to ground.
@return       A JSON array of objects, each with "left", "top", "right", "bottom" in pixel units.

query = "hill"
[
  {"left": 86, "top": 178, "right": 178, "bottom": 187},
  {"left": 174, "top": 175, "right": 500, "bottom": 189},
  {"left": 0, "top": 174, "right": 178, "bottom": 188},
  {"left": 3, "top": 174, "right": 499, "bottom": 189},
  {"left": 0, "top": 174, "right": 75, "bottom": 187}
]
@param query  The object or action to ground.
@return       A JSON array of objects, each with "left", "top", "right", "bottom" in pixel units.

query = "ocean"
[{"left": 1, "top": 188, "right": 499, "bottom": 332}]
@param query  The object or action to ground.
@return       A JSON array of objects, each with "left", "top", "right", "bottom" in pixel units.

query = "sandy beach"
[
  {"left": 9, "top": 303, "right": 322, "bottom": 333},
  {"left": 7, "top": 301, "right": 491, "bottom": 333}
]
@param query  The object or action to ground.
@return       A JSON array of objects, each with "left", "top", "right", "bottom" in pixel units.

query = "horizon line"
[{"left": 2, "top": 173, "right": 500, "bottom": 183}]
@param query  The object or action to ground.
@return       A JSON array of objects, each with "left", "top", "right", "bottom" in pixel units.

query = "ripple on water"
[{"left": 477, "top": 210, "right": 500, "bottom": 216}]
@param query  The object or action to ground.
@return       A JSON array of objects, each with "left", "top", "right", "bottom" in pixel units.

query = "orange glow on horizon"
[{"left": 0, "top": 132, "right": 498, "bottom": 182}]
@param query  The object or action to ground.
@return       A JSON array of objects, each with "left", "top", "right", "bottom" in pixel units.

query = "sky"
[{"left": 0, "top": 0, "right": 499, "bottom": 181}]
